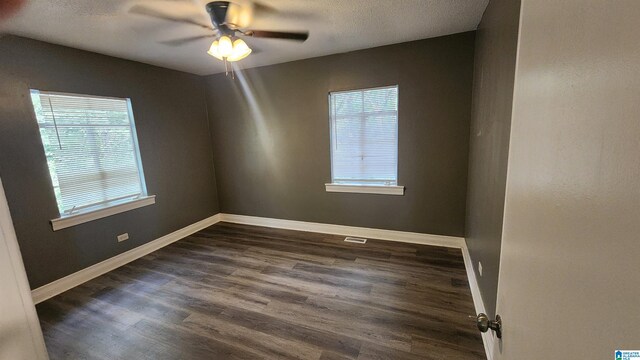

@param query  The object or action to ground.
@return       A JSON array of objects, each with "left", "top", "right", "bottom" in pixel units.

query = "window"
[
  {"left": 30, "top": 90, "right": 155, "bottom": 230},
  {"left": 326, "top": 85, "right": 404, "bottom": 195}
]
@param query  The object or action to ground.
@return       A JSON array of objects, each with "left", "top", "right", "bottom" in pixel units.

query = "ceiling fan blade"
[
  {"left": 225, "top": 1, "right": 254, "bottom": 28},
  {"left": 159, "top": 35, "right": 216, "bottom": 46},
  {"left": 252, "top": 1, "right": 317, "bottom": 21},
  {"left": 129, "top": 4, "right": 212, "bottom": 31},
  {"left": 243, "top": 30, "right": 309, "bottom": 41},
  {"left": 252, "top": 2, "right": 276, "bottom": 15}
]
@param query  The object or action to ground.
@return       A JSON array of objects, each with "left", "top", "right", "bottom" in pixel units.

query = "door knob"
[{"left": 475, "top": 313, "right": 502, "bottom": 338}]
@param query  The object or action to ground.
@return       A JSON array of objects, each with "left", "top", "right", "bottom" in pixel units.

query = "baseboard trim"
[
  {"left": 31, "top": 213, "right": 222, "bottom": 304},
  {"left": 219, "top": 213, "right": 466, "bottom": 248},
  {"left": 32, "top": 212, "right": 490, "bottom": 360},
  {"left": 461, "top": 244, "right": 496, "bottom": 360}
]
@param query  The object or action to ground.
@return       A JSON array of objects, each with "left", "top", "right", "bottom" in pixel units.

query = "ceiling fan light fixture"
[
  {"left": 227, "top": 38, "right": 252, "bottom": 61},
  {"left": 218, "top": 35, "right": 233, "bottom": 57},
  {"left": 207, "top": 36, "right": 252, "bottom": 62},
  {"left": 207, "top": 40, "right": 223, "bottom": 60}
]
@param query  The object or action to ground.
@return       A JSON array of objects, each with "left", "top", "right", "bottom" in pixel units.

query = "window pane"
[
  {"left": 330, "top": 86, "right": 398, "bottom": 185},
  {"left": 30, "top": 91, "right": 146, "bottom": 215}
]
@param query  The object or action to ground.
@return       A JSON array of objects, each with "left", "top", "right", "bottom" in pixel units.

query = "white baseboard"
[
  {"left": 461, "top": 245, "right": 496, "bottom": 360},
  {"left": 31, "top": 212, "right": 489, "bottom": 360},
  {"left": 31, "top": 213, "right": 463, "bottom": 304},
  {"left": 31, "top": 213, "right": 222, "bottom": 304},
  {"left": 219, "top": 213, "right": 466, "bottom": 249}
]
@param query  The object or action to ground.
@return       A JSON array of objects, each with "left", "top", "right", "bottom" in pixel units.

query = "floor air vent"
[{"left": 344, "top": 237, "right": 367, "bottom": 244}]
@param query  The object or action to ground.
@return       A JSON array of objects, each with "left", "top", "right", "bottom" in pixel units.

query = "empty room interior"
[{"left": 0, "top": 0, "right": 638, "bottom": 359}]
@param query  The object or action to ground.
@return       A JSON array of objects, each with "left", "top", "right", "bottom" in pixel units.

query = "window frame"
[
  {"left": 325, "top": 85, "right": 405, "bottom": 196},
  {"left": 29, "top": 90, "right": 155, "bottom": 231}
]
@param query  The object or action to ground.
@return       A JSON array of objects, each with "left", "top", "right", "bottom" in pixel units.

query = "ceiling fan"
[{"left": 130, "top": 1, "right": 309, "bottom": 64}]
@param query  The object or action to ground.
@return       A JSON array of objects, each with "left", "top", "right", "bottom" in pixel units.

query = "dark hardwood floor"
[{"left": 37, "top": 222, "right": 485, "bottom": 360}]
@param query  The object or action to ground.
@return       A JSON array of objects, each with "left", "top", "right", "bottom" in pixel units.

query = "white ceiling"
[{"left": 2, "top": 0, "right": 488, "bottom": 75}]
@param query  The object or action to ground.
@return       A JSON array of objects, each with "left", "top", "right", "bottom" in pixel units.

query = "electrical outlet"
[
  {"left": 478, "top": 261, "right": 483, "bottom": 276},
  {"left": 117, "top": 233, "right": 129, "bottom": 242}
]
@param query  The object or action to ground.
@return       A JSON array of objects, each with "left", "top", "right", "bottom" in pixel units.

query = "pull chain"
[{"left": 223, "top": 58, "right": 235, "bottom": 79}]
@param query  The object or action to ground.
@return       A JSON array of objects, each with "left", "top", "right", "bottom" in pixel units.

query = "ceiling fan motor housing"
[{"left": 206, "top": 1, "right": 234, "bottom": 36}]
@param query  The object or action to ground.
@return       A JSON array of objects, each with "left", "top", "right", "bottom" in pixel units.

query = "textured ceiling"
[{"left": 1, "top": 0, "right": 488, "bottom": 75}]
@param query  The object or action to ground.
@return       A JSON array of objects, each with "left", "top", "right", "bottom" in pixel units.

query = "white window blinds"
[
  {"left": 329, "top": 85, "right": 399, "bottom": 185},
  {"left": 30, "top": 90, "right": 147, "bottom": 215}
]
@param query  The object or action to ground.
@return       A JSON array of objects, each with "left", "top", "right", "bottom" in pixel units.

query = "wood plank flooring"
[{"left": 36, "top": 222, "right": 486, "bottom": 360}]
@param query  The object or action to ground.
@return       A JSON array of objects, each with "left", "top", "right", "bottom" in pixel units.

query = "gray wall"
[
  {"left": 205, "top": 32, "right": 475, "bottom": 236},
  {"left": 465, "top": 0, "right": 521, "bottom": 317},
  {"left": 0, "top": 36, "right": 219, "bottom": 289}
]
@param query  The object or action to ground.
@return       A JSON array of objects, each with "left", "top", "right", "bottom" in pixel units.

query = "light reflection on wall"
[{"left": 230, "top": 63, "right": 282, "bottom": 181}]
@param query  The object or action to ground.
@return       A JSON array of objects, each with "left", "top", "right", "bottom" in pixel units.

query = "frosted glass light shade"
[
  {"left": 218, "top": 36, "right": 233, "bottom": 57},
  {"left": 227, "top": 38, "right": 252, "bottom": 62},
  {"left": 207, "top": 37, "right": 252, "bottom": 62},
  {"left": 207, "top": 40, "right": 223, "bottom": 60}
]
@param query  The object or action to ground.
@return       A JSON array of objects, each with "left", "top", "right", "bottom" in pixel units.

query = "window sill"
[
  {"left": 50, "top": 195, "right": 156, "bottom": 231},
  {"left": 325, "top": 183, "right": 405, "bottom": 195}
]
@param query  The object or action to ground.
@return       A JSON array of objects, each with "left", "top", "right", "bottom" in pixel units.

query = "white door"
[
  {"left": 492, "top": 0, "right": 640, "bottom": 359},
  {"left": 0, "top": 177, "right": 48, "bottom": 360}
]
